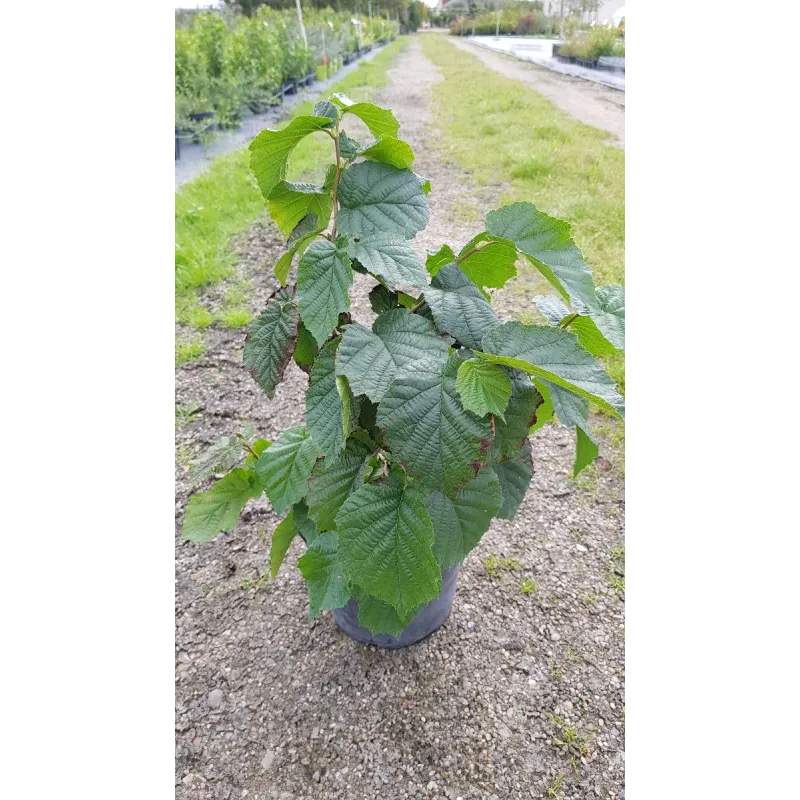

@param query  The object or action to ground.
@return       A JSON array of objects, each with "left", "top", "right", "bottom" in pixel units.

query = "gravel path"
[
  {"left": 176, "top": 38, "right": 625, "bottom": 800},
  {"left": 446, "top": 37, "right": 625, "bottom": 148}
]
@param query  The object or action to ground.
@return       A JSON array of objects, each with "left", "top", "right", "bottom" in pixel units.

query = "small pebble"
[{"left": 208, "top": 688, "right": 223, "bottom": 708}]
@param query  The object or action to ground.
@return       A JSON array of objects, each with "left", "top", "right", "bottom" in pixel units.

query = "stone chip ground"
[{"left": 176, "top": 38, "right": 625, "bottom": 800}]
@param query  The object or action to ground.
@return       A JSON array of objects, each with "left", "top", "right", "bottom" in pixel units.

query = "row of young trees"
[
  {"left": 175, "top": 5, "right": 405, "bottom": 132},
  {"left": 220, "top": 0, "right": 419, "bottom": 18},
  {"left": 433, "top": 0, "right": 606, "bottom": 33}
]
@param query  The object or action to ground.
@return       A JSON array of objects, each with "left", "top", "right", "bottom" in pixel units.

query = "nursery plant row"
[{"left": 176, "top": 8, "right": 399, "bottom": 135}]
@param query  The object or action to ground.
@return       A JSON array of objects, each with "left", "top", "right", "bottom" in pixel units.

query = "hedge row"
[
  {"left": 176, "top": 8, "right": 398, "bottom": 130},
  {"left": 449, "top": 8, "right": 552, "bottom": 37},
  {"left": 558, "top": 27, "right": 624, "bottom": 61}
]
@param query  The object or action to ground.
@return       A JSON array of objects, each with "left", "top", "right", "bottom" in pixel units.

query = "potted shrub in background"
[{"left": 180, "top": 94, "right": 625, "bottom": 648}]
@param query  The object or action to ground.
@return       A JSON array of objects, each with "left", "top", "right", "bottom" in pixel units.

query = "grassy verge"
[
  {"left": 175, "top": 36, "right": 410, "bottom": 364},
  {"left": 420, "top": 35, "right": 625, "bottom": 393}
]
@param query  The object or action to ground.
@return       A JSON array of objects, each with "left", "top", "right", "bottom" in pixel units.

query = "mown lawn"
[
  {"left": 175, "top": 36, "right": 410, "bottom": 362},
  {"left": 421, "top": 35, "right": 625, "bottom": 391}
]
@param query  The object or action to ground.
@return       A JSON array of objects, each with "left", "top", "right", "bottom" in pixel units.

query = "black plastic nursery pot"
[{"left": 332, "top": 564, "right": 460, "bottom": 649}]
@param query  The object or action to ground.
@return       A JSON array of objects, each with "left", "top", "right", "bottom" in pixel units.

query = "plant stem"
[
  {"left": 456, "top": 246, "right": 479, "bottom": 263},
  {"left": 236, "top": 434, "right": 258, "bottom": 458},
  {"left": 559, "top": 312, "right": 579, "bottom": 329},
  {"left": 331, "top": 123, "right": 342, "bottom": 239},
  {"left": 409, "top": 297, "right": 426, "bottom": 313}
]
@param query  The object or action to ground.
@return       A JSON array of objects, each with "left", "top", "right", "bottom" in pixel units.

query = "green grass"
[
  {"left": 174, "top": 36, "right": 411, "bottom": 362},
  {"left": 420, "top": 35, "right": 625, "bottom": 394},
  {"left": 608, "top": 537, "right": 625, "bottom": 596},
  {"left": 519, "top": 577, "right": 537, "bottom": 595},
  {"left": 176, "top": 335, "right": 206, "bottom": 366},
  {"left": 484, "top": 553, "right": 523, "bottom": 578},
  {"left": 546, "top": 772, "right": 565, "bottom": 799},
  {"left": 175, "top": 402, "right": 202, "bottom": 427}
]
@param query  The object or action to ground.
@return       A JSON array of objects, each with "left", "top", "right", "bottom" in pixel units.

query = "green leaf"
[
  {"left": 485, "top": 202, "right": 597, "bottom": 310},
  {"left": 368, "top": 283, "right": 399, "bottom": 314},
  {"left": 269, "top": 509, "right": 298, "bottom": 579},
  {"left": 424, "top": 263, "right": 498, "bottom": 350},
  {"left": 352, "top": 586, "right": 424, "bottom": 637},
  {"left": 254, "top": 425, "right": 321, "bottom": 515},
  {"left": 337, "top": 161, "right": 429, "bottom": 239},
  {"left": 336, "top": 470, "right": 441, "bottom": 615},
  {"left": 182, "top": 468, "right": 262, "bottom": 543},
  {"left": 268, "top": 181, "right": 332, "bottom": 239},
  {"left": 477, "top": 322, "right": 625, "bottom": 418},
  {"left": 331, "top": 94, "right": 400, "bottom": 138},
  {"left": 305, "top": 434, "right": 373, "bottom": 531},
  {"left": 358, "top": 137, "right": 415, "bottom": 170},
  {"left": 293, "top": 501, "right": 319, "bottom": 545},
  {"left": 487, "top": 205, "right": 624, "bottom": 352},
  {"left": 590, "top": 284, "right": 625, "bottom": 350},
  {"left": 574, "top": 426, "right": 599, "bottom": 477},
  {"left": 492, "top": 443, "right": 534, "bottom": 521},
  {"left": 249, "top": 115, "right": 333, "bottom": 201},
  {"left": 534, "top": 294, "right": 571, "bottom": 326},
  {"left": 313, "top": 100, "right": 338, "bottom": 125},
  {"left": 426, "top": 467, "right": 503, "bottom": 570},
  {"left": 273, "top": 214, "right": 324, "bottom": 285},
  {"left": 457, "top": 233, "right": 518, "bottom": 292},
  {"left": 568, "top": 316, "right": 617, "bottom": 356},
  {"left": 528, "top": 380, "right": 554, "bottom": 434},
  {"left": 188, "top": 435, "right": 244, "bottom": 487},
  {"left": 293, "top": 320, "right": 318, "bottom": 372},
  {"left": 297, "top": 531, "right": 350, "bottom": 618},
  {"left": 540, "top": 379, "right": 598, "bottom": 478},
  {"left": 243, "top": 437, "right": 271, "bottom": 469},
  {"left": 416, "top": 173, "right": 432, "bottom": 195},
  {"left": 377, "top": 353, "right": 492, "bottom": 496},
  {"left": 348, "top": 234, "right": 427, "bottom": 289},
  {"left": 305, "top": 338, "right": 359, "bottom": 460},
  {"left": 337, "top": 309, "right": 448, "bottom": 402},
  {"left": 534, "top": 295, "right": 616, "bottom": 356},
  {"left": 489, "top": 370, "right": 541, "bottom": 459},
  {"left": 455, "top": 359, "right": 512, "bottom": 420},
  {"left": 243, "top": 286, "right": 298, "bottom": 399},
  {"left": 338, "top": 130, "right": 361, "bottom": 160},
  {"left": 425, "top": 244, "right": 456, "bottom": 276},
  {"left": 540, "top": 378, "right": 590, "bottom": 430},
  {"left": 296, "top": 238, "right": 353, "bottom": 347},
  {"left": 397, "top": 291, "right": 418, "bottom": 309}
]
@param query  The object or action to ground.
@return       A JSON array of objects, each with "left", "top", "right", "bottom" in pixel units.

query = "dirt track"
[
  {"left": 175, "top": 38, "right": 625, "bottom": 800},
  {"left": 447, "top": 37, "right": 625, "bottom": 148}
]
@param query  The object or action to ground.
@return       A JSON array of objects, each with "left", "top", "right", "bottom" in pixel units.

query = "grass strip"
[{"left": 420, "top": 35, "right": 624, "bottom": 392}]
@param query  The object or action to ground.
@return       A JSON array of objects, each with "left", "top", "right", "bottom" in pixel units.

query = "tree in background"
[{"left": 406, "top": 0, "right": 426, "bottom": 31}]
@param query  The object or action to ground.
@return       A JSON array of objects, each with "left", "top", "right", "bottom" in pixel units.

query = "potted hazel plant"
[{"left": 180, "top": 94, "right": 625, "bottom": 648}]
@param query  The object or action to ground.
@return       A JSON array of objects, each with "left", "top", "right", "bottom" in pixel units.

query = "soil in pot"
[{"left": 331, "top": 564, "right": 460, "bottom": 649}]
